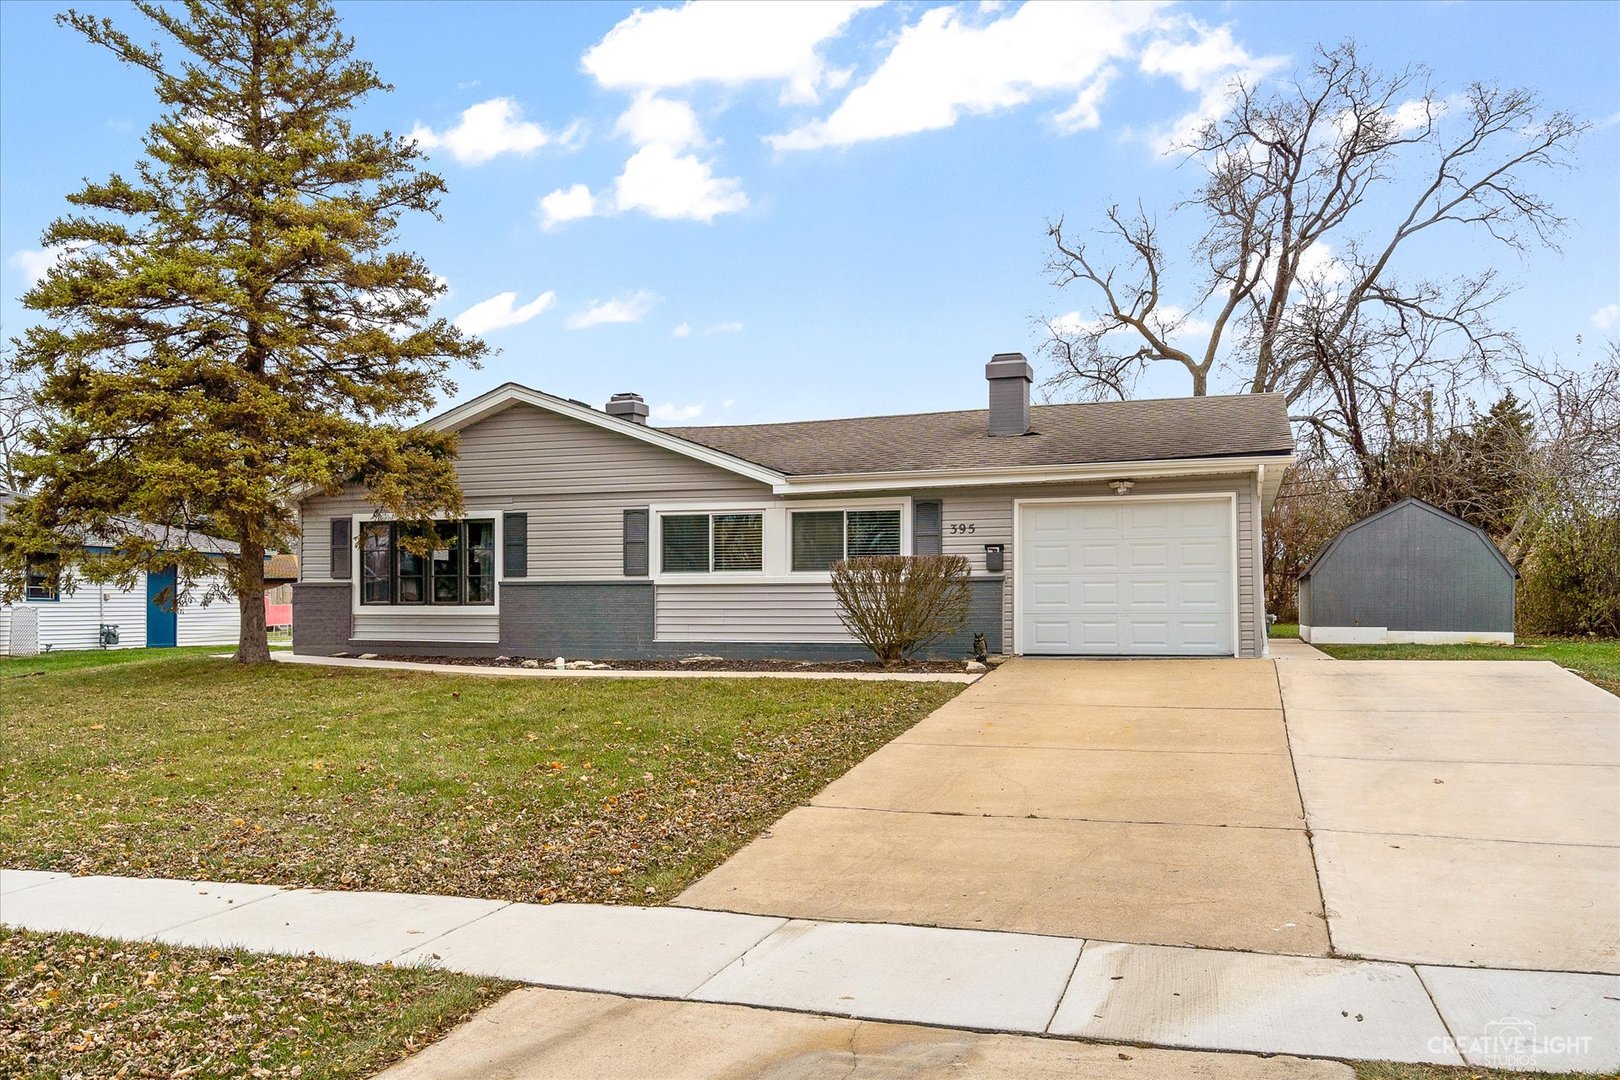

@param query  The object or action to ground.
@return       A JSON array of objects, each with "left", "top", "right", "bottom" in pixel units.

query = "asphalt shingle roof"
[{"left": 665, "top": 393, "right": 1293, "bottom": 476}]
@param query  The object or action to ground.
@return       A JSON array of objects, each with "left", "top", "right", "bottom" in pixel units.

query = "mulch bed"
[{"left": 367, "top": 654, "right": 979, "bottom": 674}]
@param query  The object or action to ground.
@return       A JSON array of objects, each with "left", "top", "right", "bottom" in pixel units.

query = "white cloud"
[
  {"left": 1592, "top": 304, "right": 1620, "bottom": 332},
  {"left": 1136, "top": 16, "right": 1286, "bottom": 154},
  {"left": 1051, "top": 303, "right": 1212, "bottom": 346},
  {"left": 672, "top": 322, "right": 693, "bottom": 338},
  {"left": 537, "top": 183, "right": 604, "bottom": 230},
  {"left": 565, "top": 290, "right": 660, "bottom": 330},
  {"left": 615, "top": 92, "right": 706, "bottom": 151},
  {"left": 704, "top": 321, "right": 744, "bottom": 335},
  {"left": 8, "top": 242, "right": 89, "bottom": 286},
  {"left": 769, "top": 2, "right": 1162, "bottom": 151},
  {"left": 409, "top": 98, "right": 571, "bottom": 166},
  {"left": 613, "top": 144, "right": 750, "bottom": 222},
  {"left": 543, "top": 92, "right": 748, "bottom": 227},
  {"left": 582, "top": 0, "right": 879, "bottom": 104},
  {"left": 452, "top": 290, "right": 557, "bottom": 335},
  {"left": 650, "top": 402, "right": 705, "bottom": 422}
]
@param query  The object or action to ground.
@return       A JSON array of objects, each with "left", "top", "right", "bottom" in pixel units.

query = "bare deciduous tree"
[
  {"left": 1043, "top": 41, "right": 1584, "bottom": 421},
  {"left": 0, "top": 343, "right": 43, "bottom": 494}
]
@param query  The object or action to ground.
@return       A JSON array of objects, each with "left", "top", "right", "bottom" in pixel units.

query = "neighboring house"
[
  {"left": 292, "top": 354, "right": 1295, "bottom": 661},
  {"left": 265, "top": 552, "right": 298, "bottom": 630},
  {"left": 0, "top": 489, "right": 241, "bottom": 655},
  {"left": 1298, "top": 497, "right": 1517, "bottom": 646}
]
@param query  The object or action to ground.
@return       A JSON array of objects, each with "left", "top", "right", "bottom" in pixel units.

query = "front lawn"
[
  {"left": 1315, "top": 637, "right": 1619, "bottom": 696},
  {"left": 0, "top": 656, "right": 960, "bottom": 903},
  {"left": 0, "top": 927, "right": 507, "bottom": 1079}
]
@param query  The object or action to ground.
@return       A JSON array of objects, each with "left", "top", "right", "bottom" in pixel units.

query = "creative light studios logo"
[{"left": 1429, "top": 1016, "right": 1594, "bottom": 1068}]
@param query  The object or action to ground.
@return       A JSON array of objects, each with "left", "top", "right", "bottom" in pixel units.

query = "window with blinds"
[
  {"left": 661, "top": 512, "right": 764, "bottom": 573},
  {"left": 791, "top": 508, "right": 902, "bottom": 571}
]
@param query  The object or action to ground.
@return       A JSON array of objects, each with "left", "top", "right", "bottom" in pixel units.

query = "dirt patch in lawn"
[
  {"left": 2, "top": 657, "right": 962, "bottom": 905},
  {"left": 0, "top": 927, "right": 508, "bottom": 1079},
  {"left": 371, "top": 653, "right": 978, "bottom": 674}
]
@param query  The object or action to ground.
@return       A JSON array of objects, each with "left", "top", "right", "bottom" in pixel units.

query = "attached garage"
[{"left": 1016, "top": 495, "right": 1237, "bottom": 656}]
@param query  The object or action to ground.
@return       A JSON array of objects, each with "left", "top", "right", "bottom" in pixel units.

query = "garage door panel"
[
  {"left": 1179, "top": 578, "right": 1228, "bottom": 609},
  {"left": 1079, "top": 620, "right": 1121, "bottom": 648},
  {"left": 1020, "top": 498, "right": 1234, "bottom": 657}
]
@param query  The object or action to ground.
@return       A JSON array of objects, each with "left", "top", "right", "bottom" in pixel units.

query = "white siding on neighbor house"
[
  {"left": 920, "top": 473, "right": 1264, "bottom": 657},
  {"left": 655, "top": 582, "right": 856, "bottom": 644},
  {"left": 1, "top": 582, "right": 146, "bottom": 654},
  {"left": 299, "top": 402, "right": 771, "bottom": 583},
  {"left": 175, "top": 573, "right": 240, "bottom": 647}
]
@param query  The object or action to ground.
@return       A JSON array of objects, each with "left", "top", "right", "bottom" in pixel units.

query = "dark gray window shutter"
[
  {"left": 913, "top": 500, "right": 942, "bottom": 557},
  {"left": 502, "top": 512, "right": 528, "bottom": 578},
  {"left": 329, "top": 519, "right": 352, "bottom": 579},
  {"left": 623, "top": 508, "right": 649, "bottom": 576}
]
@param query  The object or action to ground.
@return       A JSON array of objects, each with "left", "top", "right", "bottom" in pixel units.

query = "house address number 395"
[{"left": 948, "top": 522, "right": 976, "bottom": 535}]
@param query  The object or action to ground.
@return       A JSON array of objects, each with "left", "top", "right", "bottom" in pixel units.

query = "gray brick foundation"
[{"left": 291, "top": 578, "right": 1003, "bottom": 662}]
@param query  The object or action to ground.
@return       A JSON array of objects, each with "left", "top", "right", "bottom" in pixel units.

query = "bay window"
[
  {"left": 359, "top": 519, "right": 495, "bottom": 605},
  {"left": 791, "top": 508, "right": 902, "bottom": 571},
  {"left": 660, "top": 512, "right": 764, "bottom": 573}
]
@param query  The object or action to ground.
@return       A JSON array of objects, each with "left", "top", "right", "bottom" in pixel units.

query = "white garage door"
[{"left": 1019, "top": 498, "right": 1234, "bottom": 656}]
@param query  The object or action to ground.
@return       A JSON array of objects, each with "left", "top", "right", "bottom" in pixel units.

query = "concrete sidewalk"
[{"left": 4, "top": 869, "right": 1615, "bottom": 1072}]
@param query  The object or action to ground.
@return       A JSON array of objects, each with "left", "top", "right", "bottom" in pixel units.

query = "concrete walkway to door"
[{"left": 677, "top": 658, "right": 1330, "bottom": 957}]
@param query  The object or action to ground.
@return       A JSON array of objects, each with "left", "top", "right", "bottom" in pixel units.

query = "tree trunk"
[{"left": 236, "top": 540, "right": 271, "bottom": 664}]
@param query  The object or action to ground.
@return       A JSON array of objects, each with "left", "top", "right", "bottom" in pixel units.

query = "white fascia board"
[
  {"left": 773, "top": 454, "right": 1296, "bottom": 495},
  {"left": 291, "top": 383, "right": 785, "bottom": 504}
]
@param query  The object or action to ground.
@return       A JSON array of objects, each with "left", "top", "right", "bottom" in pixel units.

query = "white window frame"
[
  {"left": 1010, "top": 492, "right": 1240, "bottom": 658},
  {"left": 657, "top": 509, "right": 768, "bottom": 576},
  {"left": 648, "top": 497, "right": 912, "bottom": 585},
  {"left": 348, "top": 510, "right": 504, "bottom": 616}
]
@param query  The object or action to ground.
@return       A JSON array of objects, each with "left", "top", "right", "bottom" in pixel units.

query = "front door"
[{"left": 146, "top": 566, "right": 178, "bottom": 648}]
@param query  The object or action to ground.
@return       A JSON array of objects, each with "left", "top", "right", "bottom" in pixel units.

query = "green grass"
[
  {"left": 0, "top": 927, "right": 508, "bottom": 1079},
  {"left": 1269, "top": 621, "right": 1300, "bottom": 639},
  {"left": 1315, "top": 636, "right": 1620, "bottom": 695},
  {"left": 0, "top": 654, "right": 961, "bottom": 903},
  {"left": 0, "top": 644, "right": 228, "bottom": 675}
]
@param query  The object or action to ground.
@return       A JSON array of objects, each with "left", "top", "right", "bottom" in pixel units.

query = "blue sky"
[{"left": 3, "top": 0, "right": 1617, "bottom": 426}]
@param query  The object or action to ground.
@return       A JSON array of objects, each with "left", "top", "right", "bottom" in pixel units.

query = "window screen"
[
  {"left": 791, "top": 511, "right": 845, "bottom": 572},
  {"left": 465, "top": 520, "right": 496, "bottom": 603},
  {"left": 24, "top": 554, "right": 59, "bottom": 601},
  {"left": 847, "top": 509, "right": 902, "bottom": 558},
  {"left": 661, "top": 514, "right": 710, "bottom": 573},
  {"left": 712, "top": 513, "right": 763, "bottom": 571}
]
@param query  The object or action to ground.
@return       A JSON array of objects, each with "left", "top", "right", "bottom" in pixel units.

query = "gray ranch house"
[{"left": 292, "top": 354, "right": 1295, "bottom": 661}]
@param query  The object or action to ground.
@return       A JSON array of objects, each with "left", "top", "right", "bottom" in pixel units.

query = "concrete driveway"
[
  {"left": 1282, "top": 659, "right": 1620, "bottom": 973},
  {"left": 680, "top": 655, "right": 1619, "bottom": 972},
  {"left": 678, "top": 659, "right": 1331, "bottom": 956}
]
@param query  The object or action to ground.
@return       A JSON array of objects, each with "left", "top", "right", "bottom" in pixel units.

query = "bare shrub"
[{"left": 831, "top": 555, "right": 971, "bottom": 666}]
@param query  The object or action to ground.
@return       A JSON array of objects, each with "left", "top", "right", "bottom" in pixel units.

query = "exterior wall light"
[{"left": 1109, "top": 479, "right": 1136, "bottom": 495}]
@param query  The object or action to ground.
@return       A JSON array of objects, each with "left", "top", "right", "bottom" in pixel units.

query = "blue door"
[{"left": 146, "top": 566, "right": 178, "bottom": 648}]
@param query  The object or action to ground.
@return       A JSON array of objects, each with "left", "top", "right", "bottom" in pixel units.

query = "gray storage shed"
[{"left": 1298, "top": 498, "right": 1516, "bottom": 645}]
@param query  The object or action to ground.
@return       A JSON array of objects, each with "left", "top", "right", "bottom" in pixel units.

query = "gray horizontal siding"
[
  {"left": 299, "top": 403, "right": 770, "bottom": 582},
  {"left": 352, "top": 610, "right": 500, "bottom": 644},
  {"left": 655, "top": 582, "right": 854, "bottom": 644}
]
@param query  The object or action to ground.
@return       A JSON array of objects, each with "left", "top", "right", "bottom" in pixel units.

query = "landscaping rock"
[
  {"left": 519, "top": 659, "right": 541, "bottom": 669},
  {"left": 357, "top": 653, "right": 379, "bottom": 660},
  {"left": 679, "top": 655, "right": 725, "bottom": 664},
  {"left": 965, "top": 661, "right": 989, "bottom": 673}
]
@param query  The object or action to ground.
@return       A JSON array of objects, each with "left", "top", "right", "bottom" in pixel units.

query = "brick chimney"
[
  {"left": 605, "top": 392, "right": 649, "bottom": 424},
  {"left": 985, "top": 352, "right": 1032, "bottom": 436}
]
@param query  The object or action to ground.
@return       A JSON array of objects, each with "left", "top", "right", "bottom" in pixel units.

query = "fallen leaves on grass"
[{"left": 0, "top": 928, "right": 508, "bottom": 1079}]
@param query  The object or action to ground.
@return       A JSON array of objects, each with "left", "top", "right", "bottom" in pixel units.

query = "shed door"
[{"left": 1018, "top": 499, "right": 1234, "bottom": 656}]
